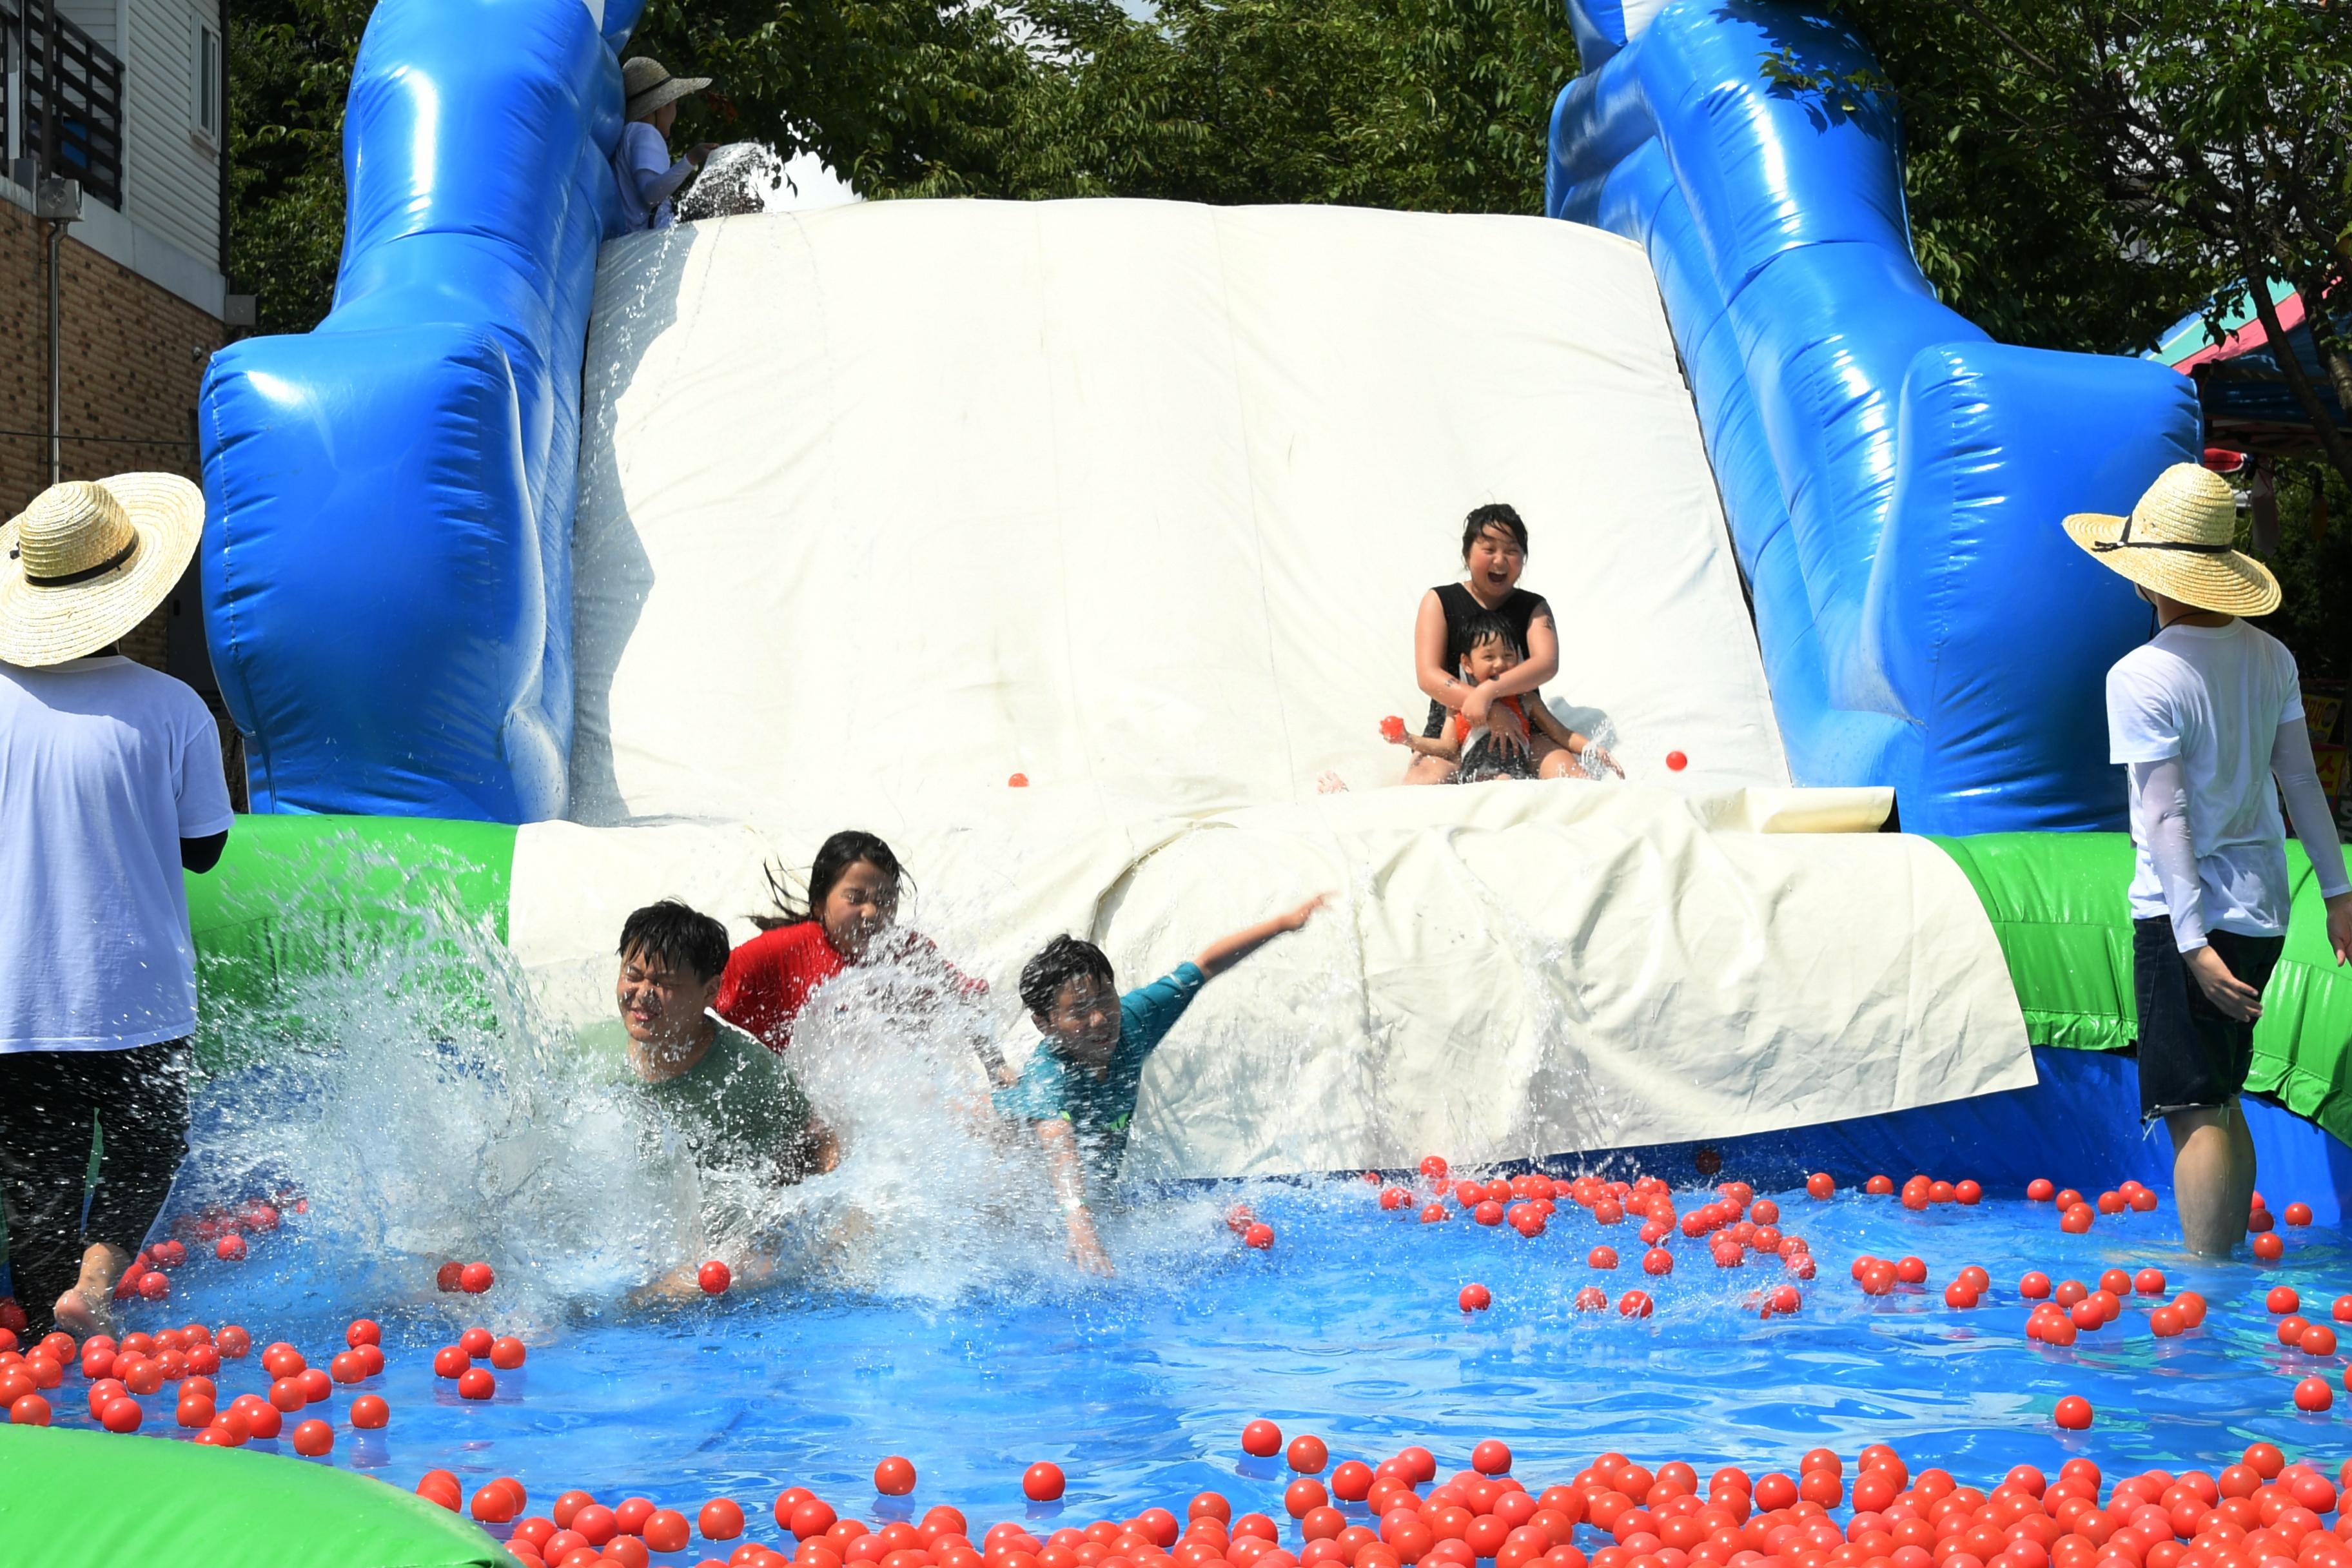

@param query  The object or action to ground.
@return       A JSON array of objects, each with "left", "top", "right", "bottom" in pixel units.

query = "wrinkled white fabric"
[
  {"left": 2131, "top": 756, "right": 2207, "bottom": 950},
  {"left": 510, "top": 785, "right": 2033, "bottom": 1174}
]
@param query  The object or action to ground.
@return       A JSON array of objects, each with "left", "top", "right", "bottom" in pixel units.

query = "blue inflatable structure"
[
  {"left": 201, "top": 0, "right": 2205, "bottom": 834},
  {"left": 1550, "top": 0, "right": 2201, "bottom": 832}
]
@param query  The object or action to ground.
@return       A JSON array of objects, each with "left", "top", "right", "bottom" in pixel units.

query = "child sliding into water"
[
  {"left": 1389, "top": 610, "right": 1618, "bottom": 782},
  {"left": 999, "top": 896, "right": 1328, "bottom": 1276}
]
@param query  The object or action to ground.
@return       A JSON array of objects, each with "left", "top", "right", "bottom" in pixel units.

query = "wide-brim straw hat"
[
  {"left": 0, "top": 474, "right": 202, "bottom": 667},
  {"left": 622, "top": 56, "right": 710, "bottom": 121},
  {"left": 2063, "top": 462, "right": 2280, "bottom": 617}
]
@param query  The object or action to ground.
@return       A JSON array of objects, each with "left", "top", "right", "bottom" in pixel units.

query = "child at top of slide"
[
  {"left": 1389, "top": 610, "right": 1619, "bottom": 783},
  {"left": 997, "top": 896, "right": 1328, "bottom": 1276},
  {"left": 611, "top": 57, "right": 719, "bottom": 233}
]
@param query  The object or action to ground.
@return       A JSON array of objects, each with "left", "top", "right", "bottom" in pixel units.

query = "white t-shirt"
[
  {"left": 611, "top": 121, "right": 689, "bottom": 231},
  {"left": 2106, "top": 620, "right": 2303, "bottom": 937},
  {"left": 0, "top": 656, "right": 235, "bottom": 1052}
]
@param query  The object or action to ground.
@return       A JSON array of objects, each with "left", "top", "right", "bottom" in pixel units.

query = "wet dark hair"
[
  {"left": 1459, "top": 609, "right": 1524, "bottom": 659},
  {"left": 618, "top": 899, "right": 732, "bottom": 985},
  {"left": 1462, "top": 502, "right": 1529, "bottom": 560},
  {"left": 1019, "top": 935, "right": 1116, "bottom": 1019},
  {"left": 752, "top": 829, "right": 905, "bottom": 932}
]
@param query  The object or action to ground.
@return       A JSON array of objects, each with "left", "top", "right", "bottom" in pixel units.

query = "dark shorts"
[{"left": 2132, "top": 917, "right": 2286, "bottom": 1123}]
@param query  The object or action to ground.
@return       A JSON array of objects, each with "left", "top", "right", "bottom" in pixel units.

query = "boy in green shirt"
[
  {"left": 600, "top": 901, "right": 837, "bottom": 1298},
  {"left": 996, "top": 894, "right": 1326, "bottom": 1275}
]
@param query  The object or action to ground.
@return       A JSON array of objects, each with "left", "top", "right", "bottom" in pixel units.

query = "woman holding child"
[{"left": 1396, "top": 502, "right": 1618, "bottom": 785}]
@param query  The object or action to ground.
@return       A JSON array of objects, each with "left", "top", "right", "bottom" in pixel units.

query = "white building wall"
[
  {"left": 51, "top": 0, "right": 116, "bottom": 54},
  {"left": 119, "top": 0, "right": 218, "bottom": 269}
]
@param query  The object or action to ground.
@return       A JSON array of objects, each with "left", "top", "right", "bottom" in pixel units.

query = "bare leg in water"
[{"left": 2165, "top": 1101, "right": 2256, "bottom": 1257}]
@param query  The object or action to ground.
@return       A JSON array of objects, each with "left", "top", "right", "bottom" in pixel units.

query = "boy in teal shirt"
[{"left": 997, "top": 894, "right": 1327, "bottom": 1274}]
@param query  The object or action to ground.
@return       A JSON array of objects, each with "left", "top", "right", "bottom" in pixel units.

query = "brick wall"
[{"left": 2, "top": 199, "right": 243, "bottom": 803}]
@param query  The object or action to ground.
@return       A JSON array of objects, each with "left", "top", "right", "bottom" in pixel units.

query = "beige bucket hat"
[
  {"left": 622, "top": 57, "right": 710, "bottom": 122},
  {"left": 0, "top": 474, "right": 202, "bottom": 667},
  {"left": 2063, "top": 462, "right": 2280, "bottom": 617}
]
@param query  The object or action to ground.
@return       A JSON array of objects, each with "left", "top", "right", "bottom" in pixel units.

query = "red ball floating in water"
[
  {"left": 2150, "top": 1305, "right": 2186, "bottom": 1337},
  {"left": 432, "top": 1346, "right": 468, "bottom": 1380},
  {"left": 1023, "top": 1462, "right": 1066, "bottom": 1502},
  {"left": 1954, "top": 1180, "right": 1983, "bottom": 1205},
  {"left": 1330, "top": 1460, "right": 1373, "bottom": 1503},
  {"left": 2270, "top": 1287, "right": 2302, "bottom": 1315},
  {"left": 460, "top": 1326, "right": 495, "bottom": 1359},
  {"left": 1573, "top": 1287, "right": 1607, "bottom": 1312},
  {"left": 2026, "top": 1178, "right": 2054, "bottom": 1201},
  {"left": 2133, "top": 1268, "right": 2167, "bottom": 1296},
  {"left": 345, "top": 1319, "right": 380, "bottom": 1349},
  {"left": 1618, "top": 1290, "right": 1653, "bottom": 1318},
  {"left": 490, "top": 1335, "right": 526, "bottom": 1370},
  {"left": 135, "top": 1272, "right": 168, "bottom": 1301},
  {"left": 1419, "top": 1155, "right": 1449, "bottom": 1182},
  {"left": 644, "top": 1509, "right": 692, "bottom": 1554},
  {"left": 435, "top": 1262, "right": 465, "bottom": 1292},
  {"left": 1287, "top": 1435, "right": 1329, "bottom": 1475},
  {"left": 1805, "top": 1172, "right": 1834, "bottom": 1199},
  {"left": 216, "top": 1326, "right": 250, "bottom": 1358},
  {"left": 456, "top": 1367, "right": 495, "bottom": 1400},
  {"left": 1378, "top": 1187, "right": 1410, "bottom": 1211},
  {"left": 1587, "top": 1246, "right": 1618, "bottom": 1270},
  {"left": 874, "top": 1456, "right": 917, "bottom": 1496},
  {"left": 349, "top": 1394, "right": 388, "bottom": 1429},
  {"left": 2053, "top": 1396, "right": 2093, "bottom": 1430},
  {"left": 2253, "top": 1231, "right": 2286, "bottom": 1262},
  {"left": 100, "top": 1396, "right": 142, "bottom": 1433},
  {"left": 459, "top": 1261, "right": 495, "bottom": 1294},
  {"left": 2297, "top": 1377, "right": 2335, "bottom": 1412},
  {"left": 329, "top": 1351, "right": 367, "bottom": 1385},
  {"left": 1642, "top": 1248, "right": 1674, "bottom": 1277},
  {"left": 1190, "top": 1492, "right": 1234, "bottom": 1524},
  {"left": 1242, "top": 1419, "right": 1282, "bottom": 1456},
  {"left": 1863, "top": 1175, "right": 1894, "bottom": 1195},
  {"left": 2285, "top": 1202, "right": 2315, "bottom": 1226},
  {"left": 699, "top": 1498, "right": 745, "bottom": 1542},
  {"left": 1458, "top": 1284, "right": 1491, "bottom": 1313},
  {"left": 1471, "top": 1440, "right": 1512, "bottom": 1476},
  {"left": 290, "top": 1418, "right": 333, "bottom": 1456},
  {"left": 215, "top": 1235, "right": 246, "bottom": 1262},
  {"left": 1418, "top": 1204, "right": 1447, "bottom": 1224},
  {"left": 699, "top": 1260, "right": 732, "bottom": 1295},
  {"left": 1283, "top": 1478, "right": 1328, "bottom": 1519},
  {"left": 2060, "top": 1204, "right": 2094, "bottom": 1234},
  {"left": 1244, "top": 1224, "right": 1276, "bottom": 1250},
  {"left": 1665, "top": 751, "right": 1688, "bottom": 772}
]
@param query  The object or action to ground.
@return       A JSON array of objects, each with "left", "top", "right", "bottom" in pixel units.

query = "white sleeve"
[
  {"left": 644, "top": 156, "right": 696, "bottom": 208},
  {"left": 2273, "top": 716, "right": 2351, "bottom": 900},
  {"left": 2130, "top": 756, "right": 2208, "bottom": 950},
  {"left": 2106, "top": 658, "right": 2182, "bottom": 764},
  {"left": 176, "top": 691, "right": 235, "bottom": 838}
]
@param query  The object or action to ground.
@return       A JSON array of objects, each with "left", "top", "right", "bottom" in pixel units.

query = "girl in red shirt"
[{"left": 717, "top": 831, "right": 997, "bottom": 1073}]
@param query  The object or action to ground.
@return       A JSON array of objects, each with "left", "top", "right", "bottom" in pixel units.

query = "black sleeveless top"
[{"left": 1424, "top": 583, "right": 1549, "bottom": 738}]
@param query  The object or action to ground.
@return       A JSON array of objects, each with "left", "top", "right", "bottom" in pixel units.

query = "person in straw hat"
[
  {"left": 612, "top": 55, "right": 717, "bottom": 233},
  {"left": 0, "top": 475, "right": 233, "bottom": 1335},
  {"left": 2068, "top": 461, "right": 2351, "bottom": 1255}
]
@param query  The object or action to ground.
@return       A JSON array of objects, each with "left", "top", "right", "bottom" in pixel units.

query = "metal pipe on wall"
[{"left": 46, "top": 216, "right": 62, "bottom": 485}]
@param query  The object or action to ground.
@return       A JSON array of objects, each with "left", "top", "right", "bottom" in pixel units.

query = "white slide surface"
[{"left": 549, "top": 199, "right": 2035, "bottom": 1175}]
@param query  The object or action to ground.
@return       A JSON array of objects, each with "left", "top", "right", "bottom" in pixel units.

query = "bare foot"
[
  {"left": 1317, "top": 771, "right": 1349, "bottom": 794},
  {"left": 52, "top": 1285, "right": 114, "bottom": 1338}
]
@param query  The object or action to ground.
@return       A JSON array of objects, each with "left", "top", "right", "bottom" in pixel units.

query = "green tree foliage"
[{"left": 226, "top": 0, "right": 371, "bottom": 332}]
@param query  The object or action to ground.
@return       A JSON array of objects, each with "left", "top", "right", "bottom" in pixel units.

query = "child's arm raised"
[{"left": 1195, "top": 895, "right": 1330, "bottom": 979}]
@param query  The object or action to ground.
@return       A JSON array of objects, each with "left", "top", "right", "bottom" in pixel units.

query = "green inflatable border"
[
  {"left": 1932, "top": 832, "right": 2352, "bottom": 1146},
  {"left": 0, "top": 1426, "right": 511, "bottom": 1566}
]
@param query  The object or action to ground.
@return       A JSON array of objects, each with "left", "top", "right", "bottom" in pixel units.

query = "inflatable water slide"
[{"left": 191, "top": 0, "right": 2352, "bottom": 1195}]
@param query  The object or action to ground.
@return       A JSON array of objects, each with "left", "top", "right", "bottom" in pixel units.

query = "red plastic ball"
[
  {"left": 1864, "top": 1175, "right": 1894, "bottom": 1195},
  {"left": 1642, "top": 1248, "right": 1674, "bottom": 1276},
  {"left": 1573, "top": 1288, "right": 1607, "bottom": 1312},
  {"left": 1242, "top": 1419, "right": 1283, "bottom": 1456},
  {"left": 1023, "top": 1462, "right": 1066, "bottom": 1502},
  {"left": 1244, "top": 1224, "right": 1275, "bottom": 1250},
  {"left": 459, "top": 1261, "right": 495, "bottom": 1293},
  {"left": 456, "top": 1367, "right": 495, "bottom": 1400},
  {"left": 290, "top": 1418, "right": 333, "bottom": 1456},
  {"left": 644, "top": 1510, "right": 692, "bottom": 1553},
  {"left": 136, "top": 1271, "right": 169, "bottom": 1300},
  {"left": 1284, "top": 1479, "right": 1329, "bottom": 1520},
  {"left": 436, "top": 1262, "right": 466, "bottom": 1292},
  {"left": 346, "top": 1318, "right": 382, "bottom": 1348},
  {"left": 2297, "top": 1377, "right": 2335, "bottom": 1412},
  {"left": 100, "top": 1396, "right": 142, "bottom": 1432},
  {"left": 2053, "top": 1396, "right": 2093, "bottom": 1430},
  {"left": 699, "top": 1499, "right": 745, "bottom": 1541},
  {"left": 2285, "top": 1202, "right": 2315, "bottom": 1227},
  {"left": 700, "top": 1260, "right": 733, "bottom": 1295},
  {"left": 460, "top": 1326, "right": 495, "bottom": 1358},
  {"left": 1458, "top": 1283, "right": 1491, "bottom": 1313},
  {"left": 2026, "top": 1179, "right": 2054, "bottom": 1200},
  {"left": 1419, "top": 1204, "right": 1447, "bottom": 1224},
  {"left": 1419, "top": 1156, "right": 1449, "bottom": 1181},
  {"left": 215, "top": 1326, "right": 250, "bottom": 1358},
  {"left": 2254, "top": 1231, "right": 2286, "bottom": 1262},
  {"left": 8, "top": 1393, "right": 51, "bottom": 1426},
  {"left": 1954, "top": 1180, "right": 1982, "bottom": 1205},
  {"left": 1587, "top": 1246, "right": 1618, "bottom": 1270},
  {"left": 2133, "top": 1268, "right": 2166, "bottom": 1296},
  {"left": 1472, "top": 1440, "right": 1512, "bottom": 1476},
  {"left": 1288, "top": 1435, "right": 1329, "bottom": 1474},
  {"left": 215, "top": 1235, "right": 247, "bottom": 1262},
  {"left": 1805, "top": 1173, "right": 1834, "bottom": 1199},
  {"left": 876, "top": 1456, "right": 917, "bottom": 1496},
  {"left": 490, "top": 1335, "right": 527, "bottom": 1369},
  {"left": 1665, "top": 750, "right": 1687, "bottom": 771},
  {"left": 433, "top": 1346, "right": 469, "bottom": 1378},
  {"left": 329, "top": 1351, "right": 367, "bottom": 1384},
  {"left": 1618, "top": 1291, "right": 1653, "bottom": 1318},
  {"left": 349, "top": 1393, "right": 389, "bottom": 1429},
  {"left": 573, "top": 1505, "right": 620, "bottom": 1546}
]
